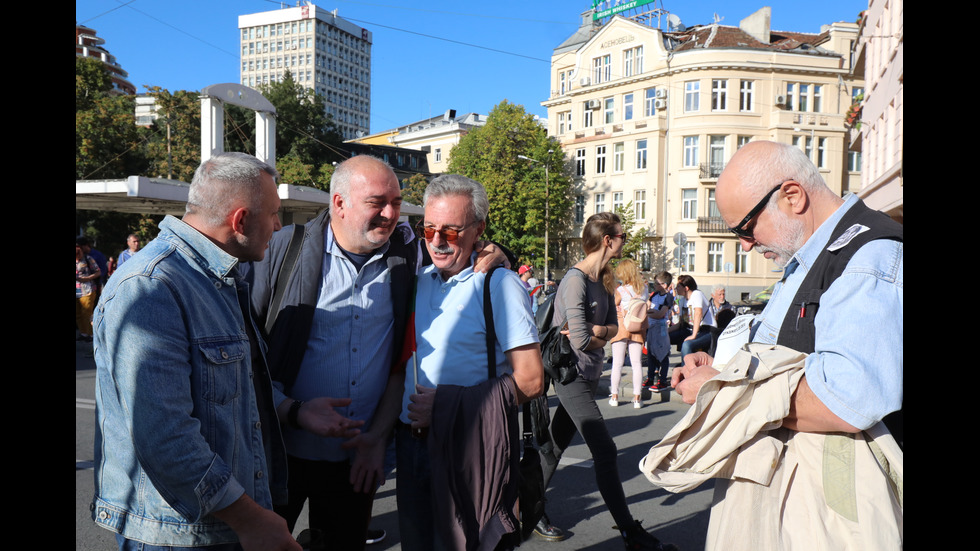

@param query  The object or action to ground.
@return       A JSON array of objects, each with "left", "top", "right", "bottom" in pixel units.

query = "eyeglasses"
[
  {"left": 728, "top": 182, "right": 787, "bottom": 240},
  {"left": 609, "top": 233, "right": 628, "bottom": 241},
  {"left": 416, "top": 220, "right": 477, "bottom": 243}
]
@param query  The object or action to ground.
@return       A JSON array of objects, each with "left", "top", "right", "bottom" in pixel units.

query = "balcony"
[
  {"left": 699, "top": 162, "right": 725, "bottom": 181},
  {"left": 697, "top": 216, "right": 730, "bottom": 234}
]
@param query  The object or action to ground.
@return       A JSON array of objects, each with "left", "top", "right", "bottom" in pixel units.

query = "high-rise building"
[
  {"left": 239, "top": 3, "right": 371, "bottom": 140},
  {"left": 76, "top": 23, "right": 136, "bottom": 96},
  {"left": 543, "top": 7, "right": 864, "bottom": 296}
]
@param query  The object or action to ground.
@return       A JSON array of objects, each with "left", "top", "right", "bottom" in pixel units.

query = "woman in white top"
[{"left": 609, "top": 259, "right": 648, "bottom": 408}]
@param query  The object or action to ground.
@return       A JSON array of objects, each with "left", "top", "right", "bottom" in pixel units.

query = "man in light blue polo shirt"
[{"left": 398, "top": 174, "right": 545, "bottom": 551}]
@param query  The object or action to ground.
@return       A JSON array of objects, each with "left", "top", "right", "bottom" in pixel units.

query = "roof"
[{"left": 666, "top": 24, "right": 832, "bottom": 54}]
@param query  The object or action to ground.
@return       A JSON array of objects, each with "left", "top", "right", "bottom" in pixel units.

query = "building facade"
[
  {"left": 76, "top": 23, "right": 136, "bottom": 96},
  {"left": 852, "top": 0, "right": 902, "bottom": 222},
  {"left": 543, "top": 7, "right": 864, "bottom": 297},
  {"left": 239, "top": 4, "right": 371, "bottom": 140}
]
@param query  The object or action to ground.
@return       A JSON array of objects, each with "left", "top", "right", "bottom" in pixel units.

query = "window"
[
  {"left": 739, "top": 80, "right": 754, "bottom": 112},
  {"left": 683, "top": 136, "right": 699, "bottom": 167},
  {"left": 623, "top": 46, "right": 643, "bottom": 77},
  {"left": 707, "top": 189, "right": 720, "bottom": 217},
  {"left": 623, "top": 93, "right": 634, "bottom": 121},
  {"left": 812, "top": 85, "right": 823, "bottom": 112},
  {"left": 711, "top": 79, "right": 727, "bottom": 111},
  {"left": 559, "top": 71, "right": 567, "bottom": 95},
  {"left": 435, "top": 148, "right": 442, "bottom": 162},
  {"left": 613, "top": 143, "right": 625, "bottom": 172},
  {"left": 634, "top": 190, "right": 646, "bottom": 220},
  {"left": 707, "top": 242, "right": 724, "bottom": 273},
  {"left": 575, "top": 148, "right": 586, "bottom": 176},
  {"left": 583, "top": 104, "right": 593, "bottom": 128},
  {"left": 708, "top": 136, "right": 725, "bottom": 175},
  {"left": 851, "top": 87, "right": 864, "bottom": 101},
  {"left": 816, "top": 137, "right": 827, "bottom": 168},
  {"left": 848, "top": 150, "right": 862, "bottom": 172},
  {"left": 594, "top": 193, "right": 606, "bottom": 213},
  {"left": 684, "top": 81, "right": 700, "bottom": 112},
  {"left": 604, "top": 97, "right": 615, "bottom": 124},
  {"left": 635, "top": 139, "right": 647, "bottom": 170},
  {"left": 595, "top": 145, "right": 607, "bottom": 174},
  {"left": 558, "top": 111, "right": 567, "bottom": 134},
  {"left": 736, "top": 244, "right": 749, "bottom": 273},
  {"left": 682, "top": 189, "right": 697, "bottom": 220},
  {"left": 592, "top": 54, "right": 611, "bottom": 84},
  {"left": 575, "top": 195, "right": 585, "bottom": 223},
  {"left": 786, "top": 82, "right": 822, "bottom": 112},
  {"left": 613, "top": 191, "right": 624, "bottom": 212},
  {"left": 737, "top": 135, "right": 752, "bottom": 149},
  {"left": 644, "top": 88, "right": 657, "bottom": 117},
  {"left": 682, "top": 242, "right": 695, "bottom": 272}
]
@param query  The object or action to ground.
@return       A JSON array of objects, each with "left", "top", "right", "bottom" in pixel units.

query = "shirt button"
[
  {"left": 256, "top": 471, "right": 265, "bottom": 479},
  {"left": 98, "top": 510, "right": 110, "bottom": 520},
  {"left": 255, "top": 421, "right": 261, "bottom": 430},
  {"left": 220, "top": 348, "right": 229, "bottom": 359},
  {"left": 214, "top": 281, "right": 222, "bottom": 289}
]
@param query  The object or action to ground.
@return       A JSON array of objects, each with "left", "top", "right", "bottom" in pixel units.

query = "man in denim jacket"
[{"left": 92, "top": 153, "right": 301, "bottom": 551}]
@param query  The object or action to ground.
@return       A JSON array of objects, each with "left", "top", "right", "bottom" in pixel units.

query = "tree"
[
  {"left": 446, "top": 100, "right": 573, "bottom": 267},
  {"left": 614, "top": 201, "right": 647, "bottom": 261},
  {"left": 76, "top": 57, "right": 147, "bottom": 180},
  {"left": 143, "top": 87, "right": 201, "bottom": 182},
  {"left": 401, "top": 173, "right": 429, "bottom": 208}
]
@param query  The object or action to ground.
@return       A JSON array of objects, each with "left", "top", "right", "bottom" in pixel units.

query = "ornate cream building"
[{"left": 543, "top": 7, "right": 864, "bottom": 298}]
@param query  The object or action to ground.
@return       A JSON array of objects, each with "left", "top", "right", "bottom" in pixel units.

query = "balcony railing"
[
  {"left": 699, "top": 162, "right": 725, "bottom": 180},
  {"left": 698, "top": 216, "right": 729, "bottom": 234}
]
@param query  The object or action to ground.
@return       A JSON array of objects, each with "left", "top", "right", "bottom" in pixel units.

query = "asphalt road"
[{"left": 76, "top": 340, "right": 712, "bottom": 551}]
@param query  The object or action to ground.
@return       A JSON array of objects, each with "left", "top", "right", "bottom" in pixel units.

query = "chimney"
[{"left": 740, "top": 6, "right": 771, "bottom": 44}]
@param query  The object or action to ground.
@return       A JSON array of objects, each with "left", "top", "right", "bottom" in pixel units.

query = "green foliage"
[
  {"left": 75, "top": 58, "right": 147, "bottom": 180},
  {"left": 276, "top": 153, "right": 335, "bottom": 191},
  {"left": 143, "top": 87, "right": 201, "bottom": 182},
  {"left": 446, "top": 100, "right": 573, "bottom": 267},
  {"left": 401, "top": 173, "right": 429, "bottom": 208},
  {"left": 613, "top": 201, "right": 647, "bottom": 261}
]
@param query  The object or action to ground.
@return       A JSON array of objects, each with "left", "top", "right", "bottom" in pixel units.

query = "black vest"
[{"left": 775, "top": 199, "right": 903, "bottom": 447}]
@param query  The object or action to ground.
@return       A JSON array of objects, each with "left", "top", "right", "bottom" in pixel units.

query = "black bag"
[
  {"left": 518, "top": 405, "right": 547, "bottom": 540},
  {"left": 536, "top": 288, "right": 577, "bottom": 385}
]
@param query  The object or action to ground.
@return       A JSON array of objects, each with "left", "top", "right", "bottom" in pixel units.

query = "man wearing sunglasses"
[
  {"left": 398, "top": 174, "right": 544, "bottom": 550},
  {"left": 669, "top": 140, "right": 903, "bottom": 546},
  {"left": 248, "top": 156, "right": 509, "bottom": 549}
]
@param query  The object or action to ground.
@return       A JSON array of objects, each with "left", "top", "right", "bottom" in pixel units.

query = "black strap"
[
  {"left": 483, "top": 265, "right": 501, "bottom": 380},
  {"left": 264, "top": 224, "right": 306, "bottom": 336}
]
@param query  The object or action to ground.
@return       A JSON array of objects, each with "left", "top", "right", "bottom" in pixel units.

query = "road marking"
[
  {"left": 559, "top": 456, "right": 593, "bottom": 468},
  {"left": 77, "top": 398, "right": 95, "bottom": 410}
]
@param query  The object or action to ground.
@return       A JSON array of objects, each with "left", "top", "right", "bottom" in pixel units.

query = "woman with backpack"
[
  {"left": 609, "top": 259, "right": 648, "bottom": 408},
  {"left": 537, "top": 212, "right": 670, "bottom": 550}
]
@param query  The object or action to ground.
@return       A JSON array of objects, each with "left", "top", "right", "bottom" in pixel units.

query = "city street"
[{"left": 76, "top": 341, "right": 712, "bottom": 551}]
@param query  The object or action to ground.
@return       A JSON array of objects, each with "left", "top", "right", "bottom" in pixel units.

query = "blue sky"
[{"left": 75, "top": 0, "right": 865, "bottom": 134}]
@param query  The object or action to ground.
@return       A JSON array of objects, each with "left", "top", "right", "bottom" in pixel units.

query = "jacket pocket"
[{"left": 198, "top": 339, "right": 247, "bottom": 405}]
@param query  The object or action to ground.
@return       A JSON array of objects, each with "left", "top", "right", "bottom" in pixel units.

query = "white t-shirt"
[{"left": 687, "top": 289, "right": 715, "bottom": 328}]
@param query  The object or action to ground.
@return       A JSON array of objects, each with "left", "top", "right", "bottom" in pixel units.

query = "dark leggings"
[{"left": 540, "top": 375, "right": 634, "bottom": 527}]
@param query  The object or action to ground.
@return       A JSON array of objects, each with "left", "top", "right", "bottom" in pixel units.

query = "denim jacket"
[{"left": 92, "top": 216, "right": 287, "bottom": 546}]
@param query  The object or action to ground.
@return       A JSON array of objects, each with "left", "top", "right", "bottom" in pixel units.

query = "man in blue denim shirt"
[
  {"left": 92, "top": 153, "right": 301, "bottom": 551},
  {"left": 673, "top": 140, "right": 902, "bottom": 433}
]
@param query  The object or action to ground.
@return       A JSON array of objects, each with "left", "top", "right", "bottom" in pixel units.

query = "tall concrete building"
[
  {"left": 543, "top": 6, "right": 864, "bottom": 297},
  {"left": 239, "top": 3, "right": 371, "bottom": 140},
  {"left": 76, "top": 23, "right": 136, "bottom": 96}
]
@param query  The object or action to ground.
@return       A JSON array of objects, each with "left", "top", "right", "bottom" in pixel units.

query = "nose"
[
  {"left": 381, "top": 201, "right": 396, "bottom": 220},
  {"left": 274, "top": 215, "right": 283, "bottom": 232},
  {"left": 738, "top": 236, "right": 755, "bottom": 251}
]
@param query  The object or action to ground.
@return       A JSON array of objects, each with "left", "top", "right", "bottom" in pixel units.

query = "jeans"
[
  {"left": 646, "top": 350, "right": 671, "bottom": 383},
  {"left": 395, "top": 427, "right": 451, "bottom": 551},
  {"left": 116, "top": 535, "right": 240, "bottom": 551},
  {"left": 679, "top": 328, "right": 712, "bottom": 362},
  {"left": 274, "top": 456, "right": 374, "bottom": 551},
  {"left": 540, "top": 375, "right": 634, "bottom": 528}
]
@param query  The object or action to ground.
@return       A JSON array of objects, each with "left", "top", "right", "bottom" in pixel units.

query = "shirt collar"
[
  {"left": 783, "top": 193, "right": 860, "bottom": 279},
  {"left": 160, "top": 215, "right": 240, "bottom": 280}
]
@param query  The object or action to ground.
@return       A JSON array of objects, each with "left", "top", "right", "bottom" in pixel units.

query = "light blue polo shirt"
[{"left": 400, "top": 255, "right": 539, "bottom": 424}]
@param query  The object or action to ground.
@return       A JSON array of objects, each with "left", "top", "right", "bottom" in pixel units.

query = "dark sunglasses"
[
  {"left": 416, "top": 220, "right": 477, "bottom": 243},
  {"left": 728, "top": 182, "right": 787, "bottom": 240}
]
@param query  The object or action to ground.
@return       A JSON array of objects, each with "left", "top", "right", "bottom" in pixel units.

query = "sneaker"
[
  {"left": 365, "top": 528, "right": 386, "bottom": 545},
  {"left": 650, "top": 380, "right": 670, "bottom": 393},
  {"left": 609, "top": 396, "right": 619, "bottom": 407},
  {"left": 620, "top": 520, "right": 676, "bottom": 551},
  {"left": 632, "top": 398, "right": 642, "bottom": 409},
  {"left": 534, "top": 514, "right": 567, "bottom": 542},
  {"left": 642, "top": 378, "right": 655, "bottom": 389}
]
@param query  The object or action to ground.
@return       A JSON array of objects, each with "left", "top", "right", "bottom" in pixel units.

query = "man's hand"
[
  {"left": 341, "top": 431, "right": 386, "bottom": 494},
  {"left": 671, "top": 351, "right": 719, "bottom": 405},
  {"left": 472, "top": 241, "right": 510, "bottom": 272},
  {"left": 297, "top": 397, "right": 365, "bottom": 438},
  {"left": 213, "top": 494, "right": 301, "bottom": 551},
  {"left": 407, "top": 385, "right": 436, "bottom": 429}
]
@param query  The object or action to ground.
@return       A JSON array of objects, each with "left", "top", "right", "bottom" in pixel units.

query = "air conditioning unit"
[
  {"left": 580, "top": 77, "right": 591, "bottom": 87},
  {"left": 586, "top": 99, "right": 601, "bottom": 109},
  {"left": 656, "top": 88, "right": 667, "bottom": 99},
  {"left": 654, "top": 99, "right": 667, "bottom": 110},
  {"left": 774, "top": 94, "right": 787, "bottom": 106}
]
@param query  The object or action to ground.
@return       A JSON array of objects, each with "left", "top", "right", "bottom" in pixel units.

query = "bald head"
[
  {"left": 330, "top": 155, "right": 397, "bottom": 215},
  {"left": 329, "top": 155, "right": 402, "bottom": 254}
]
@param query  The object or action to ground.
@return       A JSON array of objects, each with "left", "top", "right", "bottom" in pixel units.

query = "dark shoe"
[
  {"left": 296, "top": 528, "right": 326, "bottom": 551},
  {"left": 534, "top": 514, "right": 567, "bottom": 542},
  {"left": 650, "top": 379, "right": 670, "bottom": 393},
  {"left": 642, "top": 377, "right": 655, "bottom": 389},
  {"left": 619, "top": 520, "right": 677, "bottom": 551},
  {"left": 365, "top": 528, "right": 386, "bottom": 545}
]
